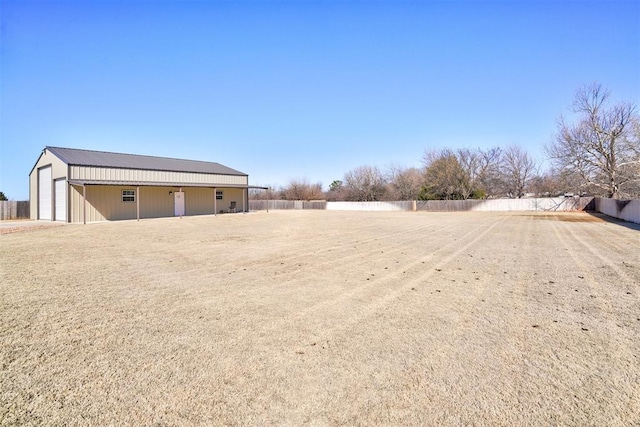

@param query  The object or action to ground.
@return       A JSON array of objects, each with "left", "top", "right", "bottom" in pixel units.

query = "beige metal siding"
[
  {"left": 214, "top": 188, "right": 245, "bottom": 213},
  {"left": 70, "top": 166, "right": 248, "bottom": 185},
  {"left": 185, "top": 188, "right": 215, "bottom": 216},
  {"left": 29, "top": 149, "right": 69, "bottom": 220},
  {"left": 181, "top": 188, "right": 244, "bottom": 215},
  {"left": 70, "top": 185, "right": 85, "bottom": 222},
  {"left": 139, "top": 187, "right": 174, "bottom": 219},
  {"left": 69, "top": 185, "right": 245, "bottom": 222},
  {"left": 70, "top": 185, "right": 137, "bottom": 222},
  {"left": 178, "top": 187, "right": 242, "bottom": 216}
]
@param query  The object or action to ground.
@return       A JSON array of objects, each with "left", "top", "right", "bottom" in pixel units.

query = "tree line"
[{"left": 253, "top": 84, "right": 639, "bottom": 201}]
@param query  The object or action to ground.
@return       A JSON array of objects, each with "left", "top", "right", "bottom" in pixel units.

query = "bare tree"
[
  {"left": 529, "top": 171, "right": 567, "bottom": 197},
  {"left": 343, "top": 166, "right": 388, "bottom": 201},
  {"left": 476, "top": 147, "right": 504, "bottom": 198},
  {"left": 529, "top": 175, "right": 551, "bottom": 198},
  {"left": 387, "top": 165, "right": 423, "bottom": 200},
  {"left": 500, "top": 145, "right": 537, "bottom": 198},
  {"left": 249, "top": 186, "right": 278, "bottom": 200},
  {"left": 455, "top": 147, "right": 503, "bottom": 198},
  {"left": 456, "top": 148, "right": 482, "bottom": 192},
  {"left": 547, "top": 83, "right": 640, "bottom": 199},
  {"left": 422, "top": 149, "right": 471, "bottom": 200},
  {"left": 421, "top": 148, "right": 506, "bottom": 200},
  {"left": 281, "top": 178, "right": 324, "bottom": 201}
]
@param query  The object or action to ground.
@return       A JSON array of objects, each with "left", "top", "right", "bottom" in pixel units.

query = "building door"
[
  {"left": 54, "top": 179, "right": 67, "bottom": 222},
  {"left": 174, "top": 191, "right": 185, "bottom": 216},
  {"left": 38, "top": 166, "right": 52, "bottom": 220}
]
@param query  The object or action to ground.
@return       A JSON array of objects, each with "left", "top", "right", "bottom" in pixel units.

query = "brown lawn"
[{"left": 1, "top": 211, "right": 638, "bottom": 426}]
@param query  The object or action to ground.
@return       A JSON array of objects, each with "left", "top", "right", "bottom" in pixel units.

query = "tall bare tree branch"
[{"left": 547, "top": 83, "right": 640, "bottom": 198}]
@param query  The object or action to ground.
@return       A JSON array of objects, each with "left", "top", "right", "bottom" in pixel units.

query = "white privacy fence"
[
  {"left": 249, "top": 197, "right": 639, "bottom": 224},
  {"left": 250, "top": 198, "right": 594, "bottom": 212},
  {"left": 595, "top": 198, "right": 640, "bottom": 224},
  {"left": 416, "top": 197, "right": 594, "bottom": 212}
]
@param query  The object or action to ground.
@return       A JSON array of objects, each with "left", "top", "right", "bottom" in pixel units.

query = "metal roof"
[{"left": 46, "top": 146, "right": 247, "bottom": 176}]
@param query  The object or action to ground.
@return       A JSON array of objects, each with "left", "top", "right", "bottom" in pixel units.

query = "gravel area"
[{"left": 1, "top": 211, "right": 638, "bottom": 425}]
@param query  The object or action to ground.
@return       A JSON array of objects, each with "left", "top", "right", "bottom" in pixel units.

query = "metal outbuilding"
[{"left": 29, "top": 146, "right": 266, "bottom": 223}]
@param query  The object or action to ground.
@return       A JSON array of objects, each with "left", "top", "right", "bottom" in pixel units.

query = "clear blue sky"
[{"left": 1, "top": 0, "right": 638, "bottom": 200}]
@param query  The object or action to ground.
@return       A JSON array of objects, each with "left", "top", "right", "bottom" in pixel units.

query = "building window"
[
  {"left": 122, "top": 189, "right": 135, "bottom": 202},
  {"left": 216, "top": 190, "right": 223, "bottom": 200}
]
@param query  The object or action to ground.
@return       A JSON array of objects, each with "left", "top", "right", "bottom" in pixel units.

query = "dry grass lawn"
[{"left": 1, "top": 211, "right": 639, "bottom": 426}]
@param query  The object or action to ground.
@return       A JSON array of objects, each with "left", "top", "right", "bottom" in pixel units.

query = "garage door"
[
  {"left": 54, "top": 179, "right": 66, "bottom": 222},
  {"left": 38, "top": 166, "right": 52, "bottom": 220}
]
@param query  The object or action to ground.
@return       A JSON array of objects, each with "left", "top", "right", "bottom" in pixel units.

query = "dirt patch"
[
  {"left": 0, "top": 221, "right": 65, "bottom": 234},
  {"left": 522, "top": 212, "right": 608, "bottom": 223},
  {"left": 0, "top": 225, "right": 60, "bottom": 234},
  {"left": 1, "top": 211, "right": 638, "bottom": 425}
]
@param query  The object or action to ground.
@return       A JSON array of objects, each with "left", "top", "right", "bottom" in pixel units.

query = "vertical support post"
[
  {"left": 267, "top": 188, "right": 269, "bottom": 213},
  {"left": 136, "top": 186, "right": 140, "bottom": 221},
  {"left": 83, "top": 184, "right": 86, "bottom": 225},
  {"left": 243, "top": 188, "right": 246, "bottom": 213},
  {"left": 179, "top": 187, "right": 182, "bottom": 219},
  {"left": 214, "top": 187, "right": 217, "bottom": 217}
]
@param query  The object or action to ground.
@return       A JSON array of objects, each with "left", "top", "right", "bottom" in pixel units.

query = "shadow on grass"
[{"left": 586, "top": 212, "right": 640, "bottom": 231}]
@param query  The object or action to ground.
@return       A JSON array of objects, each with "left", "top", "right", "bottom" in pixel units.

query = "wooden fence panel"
[{"left": 0, "top": 201, "right": 30, "bottom": 220}]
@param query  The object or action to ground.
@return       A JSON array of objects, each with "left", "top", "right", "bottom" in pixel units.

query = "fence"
[
  {"left": 250, "top": 198, "right": 594, "bottom": 213},
  {"left": 249, "top": 200, "right": 327, "bottom": 210},
  {"left": 4, "top": 197, "right": 637, "bottom": 223},
  {"left": 416, "top": 197, "right": 595, "bottom": 212},
  {"left": 249, "top": 197, "right": 640, "bottom": 224},
  {"left": 594, "top": 198, "right": 640, "bottom": 224},
  {"left": 326, "top": 201, "right": 414, "bottom": 211},
  {"left": 0, "top": 201, "right": 30, "bottom": 220}
]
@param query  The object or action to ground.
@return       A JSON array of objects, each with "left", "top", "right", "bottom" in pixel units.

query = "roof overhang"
[{"left": 68, "top": 179, "right": 269, "bottom": 190}]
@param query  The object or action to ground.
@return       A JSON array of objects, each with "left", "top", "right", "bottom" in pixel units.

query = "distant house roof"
[{"left": 46, "top": 146, "right": 247, "bottom": 176}]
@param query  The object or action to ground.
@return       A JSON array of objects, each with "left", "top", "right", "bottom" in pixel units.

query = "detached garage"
[{"left": 29, "top": 146, "right": 265, "bottom": 223}]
